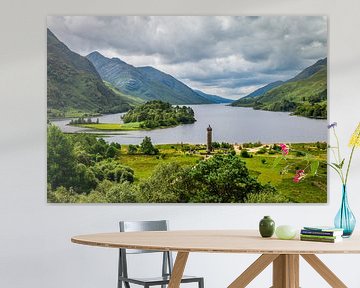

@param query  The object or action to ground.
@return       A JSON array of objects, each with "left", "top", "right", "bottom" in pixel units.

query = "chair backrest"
[
  {"left": 118, "top": 220, "right": 174, "bottom": 283},
  {"left": 119, "top": 220, "right": 169, "bottom": 254}
]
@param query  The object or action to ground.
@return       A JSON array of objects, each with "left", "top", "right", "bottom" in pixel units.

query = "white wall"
[{"left": 1, "top": 0, "right": 360, "bottom": 287}]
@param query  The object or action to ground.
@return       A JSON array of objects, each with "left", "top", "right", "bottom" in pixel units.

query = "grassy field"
[
  {"left": 76, "top": 122, "right": 143, "bottom": 131},
  {"left": 242, "top": 158, "right": 327, "bottom": 203},
  {"left": 47, "top": 108, "right": 102, "bottom": 119},
  {"left": 119, "top": 144, "right": 203, "bottom": 179},
  {"left": 117, "top": 142, "right": 327, "bottom": 203},
  {"left": 74, "top": 122, "right": 181, "bottom": 131}
]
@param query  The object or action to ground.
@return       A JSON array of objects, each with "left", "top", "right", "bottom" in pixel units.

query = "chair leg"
[
  {"left": 119, "top": 279, "right": 131, "bottom": 288},
  {"left": 199, "top": 278, "right": 204, "bottom": 288}
]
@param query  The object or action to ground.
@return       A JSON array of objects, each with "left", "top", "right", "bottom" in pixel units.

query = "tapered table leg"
[
  {"left": 228, "top": 254, "right": 279, "bottom": 288},
  {"left": 301, "top": 254, "right": 347, "bottom": 288},
  {"left": 272, "top": 254, "right": 299, "bottom": 288},
  {"left": 168, "top": 252, "right": 189, "bottom": 288}
]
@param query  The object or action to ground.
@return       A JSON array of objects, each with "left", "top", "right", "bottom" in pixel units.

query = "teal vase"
[
  {"left": 259, "top": 216, "right": 275, "bottom": 238},
  {"left": 334, "top": 185, "right": 356, "bottom": 237}
]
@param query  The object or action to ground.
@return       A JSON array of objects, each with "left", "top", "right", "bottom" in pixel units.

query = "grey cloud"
[{"left": 47, "top": 16, "right": 327, "bottom": 99}]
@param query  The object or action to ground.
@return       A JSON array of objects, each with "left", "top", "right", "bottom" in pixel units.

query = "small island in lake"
[
  {"left": 122, "top": 100, "right": 196, "bottom": 128},
  {"left": 69, "top": 100, "right": 197, "bottom": 131}
]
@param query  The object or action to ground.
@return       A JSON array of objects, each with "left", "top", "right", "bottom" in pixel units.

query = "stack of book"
[{"left": 300, "top": 226, "right": 344, "bottom": 243}]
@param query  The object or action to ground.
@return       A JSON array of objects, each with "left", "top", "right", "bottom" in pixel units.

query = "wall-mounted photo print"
[{"left": 47, "top": 16, "right": 328, "bottom": 203}]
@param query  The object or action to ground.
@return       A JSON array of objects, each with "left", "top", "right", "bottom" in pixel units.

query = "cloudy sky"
[{"left": 47, "top": 16, "right": 327, "bottom": 99}]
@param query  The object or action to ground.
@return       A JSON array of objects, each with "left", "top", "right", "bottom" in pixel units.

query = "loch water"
[{"left": 52, "top": 104, "right": 327, "bottom": 145}]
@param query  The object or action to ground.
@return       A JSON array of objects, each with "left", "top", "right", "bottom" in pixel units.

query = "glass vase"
[{"left": 334, "top": 185, "right": 356, "bottom": 237}]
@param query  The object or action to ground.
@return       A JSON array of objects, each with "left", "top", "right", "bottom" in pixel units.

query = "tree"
[
  {"left": 91, "top": 138, "right": 107, "bottom": 156},
  {"left": 138, "top": 163, "right": 187, "bottom": 203},
  {"left": 73, "top": 163, "right": 98, "bottom": 192},
  {"left": 240, "top": 149, "right": 252, "bottom": 158},
  {"left": 140, "top": 136, "right": 159, "bottom": 155},
  {"left": 47, "top": 186, "right": 80, "bottom": 203},
  {"left": 133, "top": 155, "right": 276, "bottom": 203},
  {"left": 106, "top": 145, "right": 119, "bottom": 158},
  {"left": 92, "top": 159, "right": 134, "bottom": 183},
  {"left": 106, "top": 182, "right": 139, "bottom": 203},
  {"left": 128, "top": 144, "right": 138, "bottom": 154},
  {"left": 47, "top": 125, "right": 77, "bottom": 189},
  {"left": 73, "top": 142, "right": 93, "bottom": 165},
  {"left": 186, "top": 155, "right": 275, "bottom": 203}
]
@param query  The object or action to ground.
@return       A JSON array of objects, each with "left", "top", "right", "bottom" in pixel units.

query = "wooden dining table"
[{"left": 71, "top": 230, "right": 360, "bottom": 288}]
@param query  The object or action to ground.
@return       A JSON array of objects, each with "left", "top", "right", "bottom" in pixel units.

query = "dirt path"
[{"left": 233, "top": 144, "right": 269, "bottom": 154}]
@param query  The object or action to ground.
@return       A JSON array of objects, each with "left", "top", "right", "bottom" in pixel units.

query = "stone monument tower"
[{"left": 207, "top": 125, "right": 212, "bottom": 153}]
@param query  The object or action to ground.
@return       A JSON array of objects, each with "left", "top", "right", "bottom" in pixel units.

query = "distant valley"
[
  {"left": 86, "top": 51, "right": 231, "bottom": 105},
  {"left": 47, "top": 28, "right": 326, "bottom": 120},
  {"left": 47, "top": 29, "right": 232, "bottom": 118},
  {"left": 231, "top": 58, "right": 327, "bottom": 119}
]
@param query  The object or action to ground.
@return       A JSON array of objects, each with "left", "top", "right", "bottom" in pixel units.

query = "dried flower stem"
[
  {"left": 345, "top": 145, "right": 356, "bottom": 185},
  {"left": 345, "top": 126, "right": 360, "bottom": 185},
  {"left": 332, "top": 127, "right": 345, "bottom": 184}
]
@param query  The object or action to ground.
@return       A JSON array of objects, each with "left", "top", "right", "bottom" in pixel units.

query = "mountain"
[
  {"left": 193, "top": 90, "right": 233, "bottom": 103},
  {"left": 47, "top": 29, "right": 136, "bottom": 118},
  {"left": 103, "top": 81, "right": 145, "bottom": 105},
  {"left": 231, "top": 58, "right": 327, "bottom": 119},
  {"left": 242, "top": 81, "right": 284, "bottom": 100},
  {"left": 87, "top": 52, "right": 213, "bottom": 105},
  {"left": 231, "top": 81, "right": 284, "bottom": 106},
  {"left": 287, "top": 58, "right": 327, "bottom": 82}
]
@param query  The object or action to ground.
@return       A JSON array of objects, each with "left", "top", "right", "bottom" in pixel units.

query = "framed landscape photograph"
[{"left": 47, "top": 16, "right": 328, "bottom": 203}]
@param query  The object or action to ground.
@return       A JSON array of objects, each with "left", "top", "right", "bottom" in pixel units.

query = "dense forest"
[
  {"left": 251, "top": 88, "right": 327, "bottom": 119},
  {"left": 47, "top": 125, "right": 279, "bottom": 203},
  {"left": 122, "top": 100, "right": 196, "bottom": 129},
  {"left": 292, "top": 89, "right": 327, "bottom": 118}
]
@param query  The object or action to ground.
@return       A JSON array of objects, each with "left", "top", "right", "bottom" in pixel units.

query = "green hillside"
[
  {"left": 103, "top": 81, "right": 144, "bottom": 105},
  {"left": 47, "top": 29, "right": 135, "bottom": 118},
  {"left": 231, "top": 59, "right": 327, "bottom": 119}
]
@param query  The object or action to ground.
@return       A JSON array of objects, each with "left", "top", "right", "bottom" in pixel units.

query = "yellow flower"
[{"left": 349, "top": 122, "right": 360, "bottom": 147}]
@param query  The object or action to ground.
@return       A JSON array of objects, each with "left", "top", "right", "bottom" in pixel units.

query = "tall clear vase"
[{"left": 334, "top": 185, "right": 356, "bottom": 237}]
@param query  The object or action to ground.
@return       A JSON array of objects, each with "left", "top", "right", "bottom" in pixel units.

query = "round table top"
[{"left": 71, "top": 230, "right": 360, "bottom": 254}]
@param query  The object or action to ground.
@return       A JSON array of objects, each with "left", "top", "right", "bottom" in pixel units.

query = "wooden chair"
[{"left": 118, "top": 220, "right": 204, "bottom": 288}]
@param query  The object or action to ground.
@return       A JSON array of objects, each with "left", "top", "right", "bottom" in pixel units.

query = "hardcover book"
[
  {"left": 301, "top": 228, "right": 343, "bottom": 237},
  {"left": 300, "top": 236, "right": 343, "bottom": 243},
  {"left": 303, "top": 226, "right": 343, "bottom": 232}
]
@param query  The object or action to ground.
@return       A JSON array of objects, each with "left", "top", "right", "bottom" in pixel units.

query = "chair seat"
[{"left": 119, "top": 274, "right": 203, "bottom": 286}]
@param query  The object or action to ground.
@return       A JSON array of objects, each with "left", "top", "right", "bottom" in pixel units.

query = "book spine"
[
  {"left": 300, "top": 237, "right": 338, "bottom": 243},
  {"left": 300, "top": 234, "right": 337, "bottom": 240},
  {"left": 301, "top": 230, "right": 336, "bottom": 236}
]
